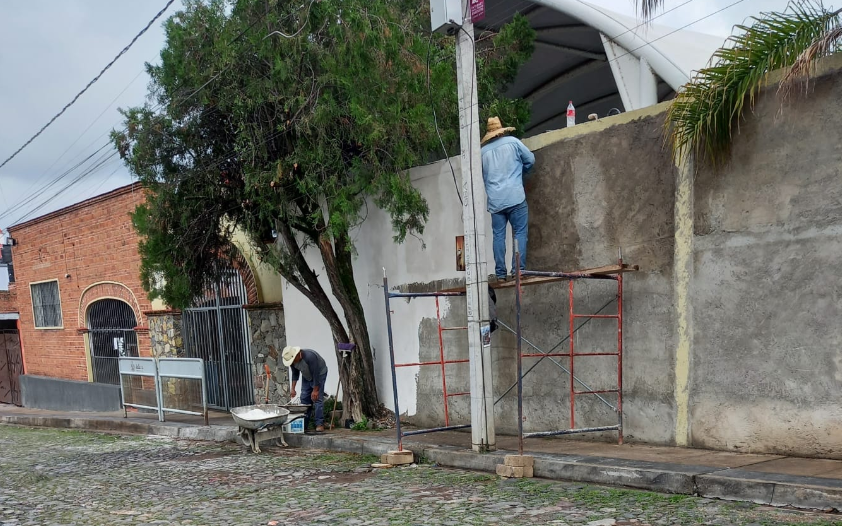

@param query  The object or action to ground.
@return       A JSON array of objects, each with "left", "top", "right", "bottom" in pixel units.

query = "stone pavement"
[
  {"left": 0, "top": 403, "right": 237, "bottom": 442},
  {"left": 3, "top": 403, "right": 842, "bottom": 511},
  {"left": 1, "top": 425, "right": 841, "bottom": 526}
]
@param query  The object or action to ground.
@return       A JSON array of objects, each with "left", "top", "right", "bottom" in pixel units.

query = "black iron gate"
[
  {"left": 88, "top": 300, "right": 139, "bottom": 384},
  {"left": 0, "top": 324, "right": 23, "bottom": 405},
  {"left": 183, "top": 261, "right": 253, "bottom": 410}
]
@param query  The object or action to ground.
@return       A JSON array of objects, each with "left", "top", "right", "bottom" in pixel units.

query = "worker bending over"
[
  {"left": 480, "top": 117, "right": 535, "bottom": 281},
  {"left": 283, "top": 346, "right": 328, "bottom": 433}
]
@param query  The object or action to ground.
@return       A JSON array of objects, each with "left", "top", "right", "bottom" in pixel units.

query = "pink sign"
[{"left": 470, "top": 0, "right": 485, "bottom": 23}]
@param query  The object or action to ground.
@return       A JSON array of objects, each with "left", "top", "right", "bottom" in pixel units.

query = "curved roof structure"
[{"left": 480, "top": 0, "right": 725, "bottom": 136}]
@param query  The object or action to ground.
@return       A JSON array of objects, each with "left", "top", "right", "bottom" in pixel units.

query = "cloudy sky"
[{"left": 0, "top": 0, "right": 792, "bottom": 237}]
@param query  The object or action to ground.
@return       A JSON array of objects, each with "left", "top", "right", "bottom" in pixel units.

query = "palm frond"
[
  {"left": 780, "top": 17, "right": 842, "bottom": 98},
  {"left": 634, "top": 0, "right": 664, "bottom": 21},
  {"left": 665, "top": 1, "right": 841, "bottom": 166}
]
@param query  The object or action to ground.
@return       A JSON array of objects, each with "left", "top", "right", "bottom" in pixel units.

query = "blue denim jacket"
[{"left": 480, "top": 136, "right": 535, "bottom": 213}]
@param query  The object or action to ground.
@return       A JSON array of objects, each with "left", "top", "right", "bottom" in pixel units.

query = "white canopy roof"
[{"left": 479, "top": 0, "right": 725, "bottom": 135}]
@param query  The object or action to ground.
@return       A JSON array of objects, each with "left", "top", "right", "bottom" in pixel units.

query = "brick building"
[
  {"left": 4, "top": 185, "right": 155, "bottom": 409},
  {"left": 4, "top": 183, "right": 287, "bottom": 412}
]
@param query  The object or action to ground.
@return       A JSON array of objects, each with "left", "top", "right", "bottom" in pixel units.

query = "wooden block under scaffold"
[{"left": 381, "top": 450, "right": 414, "bottom": 465}]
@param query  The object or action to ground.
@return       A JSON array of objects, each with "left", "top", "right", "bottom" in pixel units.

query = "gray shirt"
[{"left": 290, "top": 348, "right": 328, "bottom": 383}]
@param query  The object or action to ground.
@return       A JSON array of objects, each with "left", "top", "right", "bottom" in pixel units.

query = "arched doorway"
[
  {"left": 87, "top": 299, "right": 139, "bottom": 384},
  {"left": 183, "top": 259, "right": 253, "bottom": 410}
]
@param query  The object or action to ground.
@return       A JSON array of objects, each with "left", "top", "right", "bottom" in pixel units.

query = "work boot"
[{"left": 315, "top": 425, "right": 325, "bottom": 433}]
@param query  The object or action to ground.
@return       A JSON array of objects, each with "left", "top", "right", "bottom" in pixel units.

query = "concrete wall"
[
  {"left": 688, "top": 61, "right": 842, "bottom": 457},
  {"left": 282, "top": 57, "right": 842, "bottom": 458},
  {"left": 20, "top": 374, "right": 122, "bottom": 412}
]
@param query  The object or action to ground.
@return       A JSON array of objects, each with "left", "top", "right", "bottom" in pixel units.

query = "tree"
[
  {"left": 661, "top": 2, "right": 842, "bottom": 163},
  {"left": 114, "top": 0, "right": 534, "bottom": 421}
]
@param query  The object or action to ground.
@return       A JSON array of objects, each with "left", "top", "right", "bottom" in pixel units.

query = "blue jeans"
[
  {"left": 491, "top": 200, "right": 528, "bottom": 278},
  {"left": 300, "top": 371, "right": 327, "bottom": 428}
]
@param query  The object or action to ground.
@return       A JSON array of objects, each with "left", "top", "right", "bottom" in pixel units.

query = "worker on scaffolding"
[
  {"left": 480, "top": 116, "right": 535, "bottom": 281},
  {"left": 283, "top": 346, "right": 328, "bottom": 433}
]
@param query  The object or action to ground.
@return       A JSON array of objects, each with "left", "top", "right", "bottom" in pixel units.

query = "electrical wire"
[
  {"left": 11, "top": 71, "right": 146, "bottom": 209},
  {"left": 2, "top": 6, "right": 273, "bottom": 228},
  {"left": 12, "top": 151, "right": 120, "bottom": 225},
  {"left": 0, "top": 0, "right": 178, "bottom": 172},
  {"left": 604, "top": 0, "right": 746, "bottom": 66},
  {"left": 0, "top": 144, "right": 113, "bottom": 223},
  {"left": 427, "top": 32, "right": 463, "bottom": 205}
]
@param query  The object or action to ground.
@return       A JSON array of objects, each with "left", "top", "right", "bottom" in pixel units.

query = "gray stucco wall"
[
  {"left": 21, "top": 375, "right": 122, "bottom": 412},
  {"left": 690, "top": 66, "right": 842, "bottom": 457},
  {"left": 414, "top": 57, "right": 842, "bottom": 457},
  {"left": 416, "top": 112, "right": 678, "bottom": 445}
]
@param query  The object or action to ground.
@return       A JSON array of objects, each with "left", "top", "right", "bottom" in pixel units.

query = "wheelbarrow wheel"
[{"left": 239, "top": 427, "right": 261, "bottom": 454}]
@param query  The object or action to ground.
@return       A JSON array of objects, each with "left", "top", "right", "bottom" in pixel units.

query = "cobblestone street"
[{"left": 0, "top": 426, "right": 840, "bottom": 526}]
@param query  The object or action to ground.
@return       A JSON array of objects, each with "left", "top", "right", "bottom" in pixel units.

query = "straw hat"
[
  {"left": 282, "top": 346, "right": 301, "bottom": 367},
  {"left": 481, "top": 117, "right": 515, "bottom": 145}
]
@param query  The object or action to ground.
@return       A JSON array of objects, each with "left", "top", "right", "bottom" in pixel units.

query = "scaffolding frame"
[
  {"left": 509, "top": 246, "right": 630, "bottom": 455},
  {"left": 382, "top": 272, "right": 471, "bottom": 451},
  {"left": 382, "top": 252, "right": 635, "bottom": 454}
]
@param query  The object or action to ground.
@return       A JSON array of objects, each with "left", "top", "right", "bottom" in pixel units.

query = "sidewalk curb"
[
  {"left": 284, "top": 434, "right": 842, "bottom": 511},
  {"left": 0, "top": 415, "right": 238, "bottom": 442}
]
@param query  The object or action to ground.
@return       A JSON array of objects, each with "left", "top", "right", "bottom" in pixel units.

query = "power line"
[
  {"left": 0, "top": 5, "right": 278, "bottom": 226},
  {"left": 11, "top": 71, "right": 146, "bottom": 208},
  {"left": 0, "top": 0, "right": 177, "bottom": 172},
  {"left": 0, "top": 145, "right": 113, "bottom": 223},
  {"left": 11, "top": 151, "right": 120, "bottom": 225}
]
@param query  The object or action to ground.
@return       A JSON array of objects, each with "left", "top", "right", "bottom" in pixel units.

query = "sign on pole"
[{"left": 470, "top": 0, "right": 485, "bottom": 23}]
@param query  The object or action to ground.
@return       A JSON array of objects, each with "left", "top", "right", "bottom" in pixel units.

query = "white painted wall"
[{"left": 282, "top": 156, "right": 509, "bottom": 417}]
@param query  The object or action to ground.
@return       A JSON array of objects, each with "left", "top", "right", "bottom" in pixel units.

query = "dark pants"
[
  {"left": 300, "top": 371, "right": 328, "bottom": 428},
  {"left": 491, "top": 200, "right": 528, "bottom": 278}
]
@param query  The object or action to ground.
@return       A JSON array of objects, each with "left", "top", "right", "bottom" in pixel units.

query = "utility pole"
[{"left": 454, "top": 0, "right": 495, "bottom": 452}]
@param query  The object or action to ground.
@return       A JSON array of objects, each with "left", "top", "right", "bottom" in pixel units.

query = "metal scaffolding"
[
  {"left": 382, "top": 273, "right": 471, "bottom": 452},
  {"left": 507, "top": 246, "right": 633, "bottom": 455},
  {"left": 382, "top": 252, "right": 636, "bottom": 454}
]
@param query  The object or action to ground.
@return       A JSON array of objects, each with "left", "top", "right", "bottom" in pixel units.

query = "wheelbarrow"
[{"left": 231, "top": 404, "right": 302, "bottom": 453}]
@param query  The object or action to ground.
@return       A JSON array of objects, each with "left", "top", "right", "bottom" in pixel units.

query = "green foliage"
[
  {"left": 350, "top": 417, "right": 369, "bottom": 431},
  {"left": 114, "top": 0, "right": 535, "bottom": 309},
  {"left": 666, "top": 2, "right": 842, "bottom": 165}
]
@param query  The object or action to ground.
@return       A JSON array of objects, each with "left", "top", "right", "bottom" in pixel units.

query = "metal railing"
[{"left": 118, "top": 357, "right": 208, "bottom": 424}]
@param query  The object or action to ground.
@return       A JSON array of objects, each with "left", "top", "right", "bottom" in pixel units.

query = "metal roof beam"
[
  {"left": 475, "top": 27, "right": 605, "bottom": 61},
  {"left": 535, "top": 40, "right": 606, "bottom": 60},
  {"left": 523, "top": 59, "right": 606, "bottom": 102},
  {"left": 534, "top": 24, "right": 589, "bottom": 34}
]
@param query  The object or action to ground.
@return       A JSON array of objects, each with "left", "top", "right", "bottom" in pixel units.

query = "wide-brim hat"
[
  {"left": 481, "top": 116, "right": 515, "bottom": 145},
  {"left": 282, "top": 346, "right": 301, "bottom": 367}
]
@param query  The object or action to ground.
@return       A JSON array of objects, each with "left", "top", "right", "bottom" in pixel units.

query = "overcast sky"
[{"left": 0, "top": 0, "right": 793, "bottom": 237}]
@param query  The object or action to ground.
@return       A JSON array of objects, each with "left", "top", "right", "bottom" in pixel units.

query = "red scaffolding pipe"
[
  {"left": 388, "top": 296, "right": 469, "bottom": 428},
  {"left": 514, "top": 256, "right": 626, "bottom": 445}
]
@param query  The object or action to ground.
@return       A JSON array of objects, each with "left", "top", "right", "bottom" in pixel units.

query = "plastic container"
[{"left": 567, "top": 101, "right": 576, "bottom": 127}]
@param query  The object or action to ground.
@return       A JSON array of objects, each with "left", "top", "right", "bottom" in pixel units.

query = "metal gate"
[
  {"left": 0, "top": 326, "right": 23, "bottom": 405},
  {"left": 88, "top": 299, "right": 139, "bottom": 384},
  {"left": 183, "top": 261, "right": 253, "bottom": 410}
]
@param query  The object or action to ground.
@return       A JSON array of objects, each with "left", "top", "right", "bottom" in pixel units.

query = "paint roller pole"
[
  {"left": 383, "top": 269, "right": 403, "bottom": 451},
  {"left": 455, "top": 0, "right": 495, "bottom": 453}
]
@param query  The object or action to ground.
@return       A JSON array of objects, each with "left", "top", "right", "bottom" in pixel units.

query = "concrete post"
[
  {"left": 455, "top": 0, "right": 495, "bottom": 452},
  {"left": 673, "top": 150, "right": 694, "bottom": 447}
]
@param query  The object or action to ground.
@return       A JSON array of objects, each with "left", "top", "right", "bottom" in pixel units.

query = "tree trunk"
[
  {"left": 274, "top": 218, "right": 377, "bottom": 424},
  {"left": 317, "top": 233, "right": 380, "bottom": 423}
]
